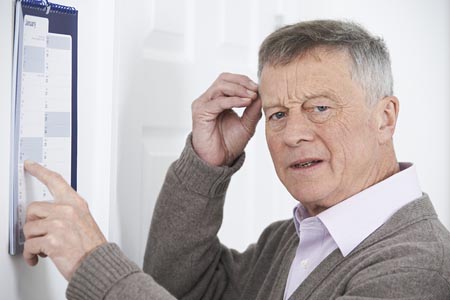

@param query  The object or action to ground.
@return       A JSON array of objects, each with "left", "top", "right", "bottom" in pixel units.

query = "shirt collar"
[{"left": 292, "top": 163, "right": 422, "bottom": 257}]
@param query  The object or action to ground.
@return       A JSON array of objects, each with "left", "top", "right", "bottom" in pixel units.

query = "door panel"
[{"left": 111, "top": 0, "right": 299, "bottom": 265}]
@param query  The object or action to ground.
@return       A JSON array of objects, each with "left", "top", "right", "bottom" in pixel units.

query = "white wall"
[{"left": 0, "top": 0, "right": 115, "bottom": 298}]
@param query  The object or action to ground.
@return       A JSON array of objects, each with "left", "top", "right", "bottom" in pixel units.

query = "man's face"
[{"left": 259, "top": 48, "right": 386, "bottom": 215}]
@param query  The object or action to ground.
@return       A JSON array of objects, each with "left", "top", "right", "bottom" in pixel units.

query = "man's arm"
[
  {"left": 66, "top": 243, "right": 177, "bottom": 300},
  {"left": 23, "top": 161, "right": 178, "bottom": 300},
  {"left": 144, "top": 73, "right": 262, "bottom": 298},
  {"left": 143, "top": 135, "right": 246, "bottom": 299},
  {"left": 21, "top": 72, "right": 261, "bottom": 299}
]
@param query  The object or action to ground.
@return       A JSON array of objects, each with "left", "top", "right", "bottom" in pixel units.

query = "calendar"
[
  {"left": 18, "top": 14, "right": 73, "bottom": 243},
  {"left": 10, "top": 0, "right": 77, "bottom": 255}
]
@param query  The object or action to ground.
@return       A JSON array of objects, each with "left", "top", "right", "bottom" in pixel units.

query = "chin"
[{"left": 288, "top": 185, "right": 336, "bottom": 210}]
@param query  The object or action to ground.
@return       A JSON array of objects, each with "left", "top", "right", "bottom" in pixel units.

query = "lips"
[{"left": 290, "top": 159, "right": 323, "bottom": 169}]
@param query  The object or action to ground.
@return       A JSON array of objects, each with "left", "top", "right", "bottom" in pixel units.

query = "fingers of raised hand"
[
  {"left": 199, "top": 73, "right": 258, "bottom": 102},
  {"left": 216, "top": 72, "right": 258, "bottom": 91},
  {"left": 208, "top": 80, "right": 258, "bottom": 101},
  {"left": 192, "top": 73, "right": 259, "bottom": 117},
  {"left": 194, "top": 96, "right": 253, "bottom": 117},
  {"left": 241, "top": 97, "right": 263, "bottom": 133}
]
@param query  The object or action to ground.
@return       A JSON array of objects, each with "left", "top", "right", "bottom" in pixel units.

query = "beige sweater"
[{"left": 67, "top": 138, "right": 450, "bottom": 299}]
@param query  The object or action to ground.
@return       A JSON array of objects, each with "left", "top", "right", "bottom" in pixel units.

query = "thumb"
[{"left": 241, "top": 97, "right": 262, "bottom": 136}]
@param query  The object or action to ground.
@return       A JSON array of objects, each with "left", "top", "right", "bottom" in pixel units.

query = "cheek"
[
  {"left": 265, "top": 131, "right": 285, "bottom": 169},
  {"left": 266, "top": 134, "right": 279, "bottom": 159},
  {"left": 327, "top": 118, "right": 377, "bottom": 172},
  {"left": 325, "top": 117, "right": 369, "bottom": 162}
]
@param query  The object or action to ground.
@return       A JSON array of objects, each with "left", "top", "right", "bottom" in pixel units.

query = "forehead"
[{"left": 259, "top": 48, "right": 361, "bottom": 107}]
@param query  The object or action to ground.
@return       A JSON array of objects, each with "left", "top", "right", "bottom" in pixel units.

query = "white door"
[{"left": 110, "top": 0, "right": 301, "bottom": 264}]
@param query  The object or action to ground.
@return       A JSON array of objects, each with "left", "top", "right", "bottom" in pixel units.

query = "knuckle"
[
  {"left": 46, "top": 234, "right": 59, "bottom": 249},
  {"left": 47, "top": 171, "right": 64, "bottom": 185},
  {"left": 51, "top": 219, "right": 65, "bottom": 230},
  {"left": 242, "top": 74, "right": 250, "bottom": 82},
  {"left": 80, "top": 198, "right": 89, "bottom": 211},
  {"left": 25, "top": 202, "right": 36, "bottom": 217},
  {"left": 61, "top": 185, "right": 73, "bottom": 196},
  {"left": 26, "top": 201, "right": 38, "bottom": 210},
  {"left": 62, "top": 205, "right": 77, "bottom": 218},
  {"left": 215, "top": 81, "right": 226, "bottom": 91},
  {"left": 74, "top": 196, "right": 89, "bottom": 212},
  {"left": 191, "top": 99, "right": 199, "bottom": 112},
  {"left": 239, "top": 85, "right": 250, "bottom": 94},
  {"left": 23, "top": 222, "right": 31, "bottom": 237},
  {"left": 23, "top": 239, "right": 34, "bottom": 253}
]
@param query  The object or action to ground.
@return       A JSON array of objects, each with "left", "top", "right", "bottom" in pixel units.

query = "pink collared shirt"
[{"left": 283, "top": 163, "right": 422, "bottom": 300}]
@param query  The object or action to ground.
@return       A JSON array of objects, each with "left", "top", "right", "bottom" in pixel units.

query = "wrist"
[{"left": 174, "top": 134, "right": 245, "bottom": 196}]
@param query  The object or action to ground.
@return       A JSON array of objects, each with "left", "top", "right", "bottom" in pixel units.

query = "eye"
[
  {"left": 304, "top": 104, "right": 334, "bottom": 123},
  {"left": 270, "top": 111, "right": 286, "bottom": 120},
  {"left": 314, "top": 106, "right": 329, "bottom": 112}
]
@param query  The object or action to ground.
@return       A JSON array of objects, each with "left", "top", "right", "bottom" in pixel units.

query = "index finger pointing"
[{"left": 24, "top": 160, "right": 72, "bottom": 200}]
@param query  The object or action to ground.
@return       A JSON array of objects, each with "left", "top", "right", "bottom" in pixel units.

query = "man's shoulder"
[
  {"left": 371, "top": 195, "right": 450, "bottom": 252},
  {"left": 350, "top": 195, "right": 450, "bottom": 281}
]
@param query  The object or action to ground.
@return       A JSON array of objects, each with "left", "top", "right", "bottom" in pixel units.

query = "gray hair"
[{"left": 258, "top": 20, "right": 393, "bottom": 105}]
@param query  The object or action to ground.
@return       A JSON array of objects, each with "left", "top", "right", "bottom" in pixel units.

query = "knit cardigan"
[{"left": 66, "top": 138, "right": 450, "bottom": 299}]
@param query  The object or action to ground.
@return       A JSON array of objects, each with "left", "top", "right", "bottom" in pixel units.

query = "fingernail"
[
  {"left": 247, "top": 89, "right": 256, "bottom": 96},
  {"left": 24, "top": 160, "right": 36, "bottom": 167},
  {"left": 242, "top": 98, "right": 251, "bottom": 101}
]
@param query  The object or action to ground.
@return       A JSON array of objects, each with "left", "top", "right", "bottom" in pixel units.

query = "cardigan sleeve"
[
  {"left": 66, "top": 243, "right": 177, "bottom": 300},
  {"left": 143, "top": 134, "right": 262, "bottom": 299}
]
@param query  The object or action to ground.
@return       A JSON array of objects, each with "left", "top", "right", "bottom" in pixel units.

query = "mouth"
[{"left": 290, "top": 159, "right": 323, "bottom": 169}]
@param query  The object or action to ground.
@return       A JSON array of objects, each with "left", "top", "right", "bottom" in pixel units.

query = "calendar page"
[{"left": 16, "top": 14, "right": 72, "bottom": 244}]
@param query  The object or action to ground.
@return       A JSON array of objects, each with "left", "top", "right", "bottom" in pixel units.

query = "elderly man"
[{"left": 23, "top": 20, "right": 450, "bottom": 299}]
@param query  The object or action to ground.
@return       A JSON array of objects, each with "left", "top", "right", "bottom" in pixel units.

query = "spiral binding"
[{"left": 20, "top": 0, "right": 77, "bottom": 15}]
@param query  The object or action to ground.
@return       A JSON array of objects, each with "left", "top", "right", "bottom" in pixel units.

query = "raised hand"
[{"left": 191, "top": 73, "right": 262, "bottom": 166}]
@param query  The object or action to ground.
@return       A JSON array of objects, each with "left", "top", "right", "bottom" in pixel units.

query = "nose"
[{"left": 283, "top": 111, "right": 314, "bottom": 147}]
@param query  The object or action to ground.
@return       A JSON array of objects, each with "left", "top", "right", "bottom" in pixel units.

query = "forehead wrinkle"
[
  {"left": 278, "top": 62, "right": 303, "bottom": 107},
  {"left": 293, "top": 58, "right": 301, "bottom": 103},
  {"left": 302, "top": 88, "right": 343, "bottom": 103},
  {"left": 290, "top": 56, "right": 343, "bottom": 105},
  {"left": 284, "top": 66, "right": 292, "bottom": 104}
]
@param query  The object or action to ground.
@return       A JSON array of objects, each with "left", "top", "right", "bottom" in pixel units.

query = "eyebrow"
[{"left": 262, "top": 92, "right": 339, "bottom": 111}]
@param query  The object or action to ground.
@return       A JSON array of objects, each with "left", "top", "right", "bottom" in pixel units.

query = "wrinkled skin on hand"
[{"left": 191, "top": 72, "right": 262, "bottom": 166}]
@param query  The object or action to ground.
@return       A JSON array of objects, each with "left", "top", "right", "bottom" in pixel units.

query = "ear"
[{"left": 375, "top": 96, "right": 399, "bottom": 144}]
